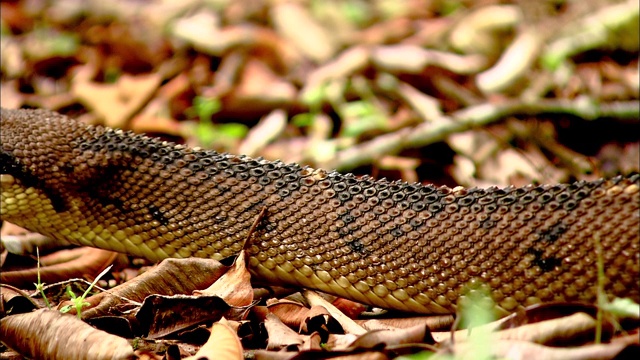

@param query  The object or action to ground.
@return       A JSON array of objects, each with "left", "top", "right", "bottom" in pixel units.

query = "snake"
[{"left": 1, "top": 108, "right": 638, "bottom": 315}]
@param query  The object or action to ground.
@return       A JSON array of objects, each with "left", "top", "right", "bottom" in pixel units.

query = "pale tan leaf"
[
  {"left": 264, "top": 313, "right": 305, "bottom": 350},
  {"left": 238, "top": 109, "right": 287, "bottom": 157},
  {"left": 72, "top": 73, "right": 161, "bottom": 128},
  {"left": 347, "top": 323, "right": 435, "bottom": 349},
  {"left": 228, "top": 58, "right": 296, "bottom": 112},
  {"left": 372, "top": 45, "right": 487, "bottom": 74},
  {"left": 271, "top": 2, "right": 337, "bottom": 62},
  {"left": 184, "top": 318, "right": 243, "bottom": 360}
]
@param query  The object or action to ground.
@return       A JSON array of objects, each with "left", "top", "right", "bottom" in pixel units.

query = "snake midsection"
[{"left": 1, "top": 108, "right": 638, "bottom": 315}]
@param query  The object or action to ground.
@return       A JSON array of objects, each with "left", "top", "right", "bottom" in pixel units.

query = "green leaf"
[
  {"left": 602, "top": 298, "right": 640, "bottom": 319},
  {"left": 193, "top": 96, "right": 221, "bottom": 121},
  {"left": 292, "top": 113, "right": 316, "bottom": 128},
  {"left": 217, "top": 123, "right": 248, "bottom": 139},
  {"left": 340, "top": 100, "right": 388, "bottom": 137},
  {"left": 66, "top": 285, "right": 77, "bottom": 300}
]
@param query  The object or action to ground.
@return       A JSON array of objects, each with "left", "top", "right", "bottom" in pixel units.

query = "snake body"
[{"left": 1, "top": 108, "right": 638, "bottom": 314}]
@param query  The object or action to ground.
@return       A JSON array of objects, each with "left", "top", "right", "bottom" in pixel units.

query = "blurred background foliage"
[{"left": 1, "top": 0, "right": 638, "bottom": 187}]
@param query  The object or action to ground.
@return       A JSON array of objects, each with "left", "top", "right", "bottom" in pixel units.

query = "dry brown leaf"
[
  {"left": 72, "top": 73, "right": 161, "bottom": 128},
  {"left": 301, "top": 46, "right": 370, "bottom": 97},
  {"left": 136, "top": 294, "right": 240, "bottom": 339},
  {"left": 396, "top": 81, "right": 444, "bottom": 122},
  {"left": 490, "top": 312, "right": 603, "bottom": 344},
  {"left": 225, "top": 58, "right": 296, "bottom": 115},
  {"left": 266, "top": 300, "right": 313, "bottom": 330},
  {"left": 372, "top": 44, "right": 487, "bottom": 75},
  {"left": 195, "top": 251, "right": 254, "bottom": 307},
  {"left": 271, "top": 2, "right": 337, "bottom": 63},
  {"left": 0, "top": 81, "right": 23, "bottom": 108},
  {"left": 184, "top": 318, "right": 243, "bottom": 360},
  {"left": 303, "top": 290, "right": 367, "bottom": 335},
  {"left": 264, "top": 313, "right": 306, "bottom": 351},
  {"left": 71, "top": 258, "right": 228, "bottom": 319},
  {"left": 0, "top": 284, "right": 38, "bottom": 315},
  {"left": 0, "top": 308, "right": 134, "bottom": 360},
  {"left": 437, "top": 335, "right": 637, "bottom": 360},
  {"left": 330, "top": 297, "right": 368, "bottom": 319},
  {"left": 347, "top": 323, "right": 436, "bottom": 349},
  {"left": 130, "top": 114, "right": 184, "bottom": 137},
  {"left": 238, "top": 109, "right": 287, "bottom": 157},
  {"left": 300, "top": 305, "right": 344, "bottom": 335},
  {"left": 0, "top": 247, "right": 118, "bottom": 289},
  {"left": 356, "top": 315, "right": 455, "bottom": 332}
]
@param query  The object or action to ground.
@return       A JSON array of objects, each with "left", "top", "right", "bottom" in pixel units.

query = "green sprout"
[
  {"left": 188, "top": 96, "right": 247, "bottom": 148},
  {"left": 60, "top": 265, "right": 112, "bottom": 319},
  {"left": 34, "top": 247, "right": 52, "bottom": 310}
]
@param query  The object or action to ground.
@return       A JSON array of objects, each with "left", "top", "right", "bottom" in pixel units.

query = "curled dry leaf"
[
  {"left": 136, "top": 294, "right": 233, "bottom": 339},
  {"left": 184, "top": 318, "right": 243, "bottom": 360},
  {"left": 490, "top": 312, "right": 607, "bottom": 345},
  {"left": 238, "top": 109, "right": 288, "bottom": 157},
  {"left": 355, "top": 315, "right": 455, "bottom": 332},
  {"left": 0, "top": 308, "right": 134, "bottom": 360},
  {"left": 301, "top": 45, "right": 370, "bottom": 98},
  {"left": 76, "top": 258, "right": 229, "bottom": 319},
  {"left": 0, "top": 284, "right": 38, "bottom": 315},
  {"left": 225, "top": 58, "right": 296, "bottom": 115},
  {"left": 449, "top": 4, "right": 522, "bottom": 55},
  {"left": 195, "top": 250, "right": 254, "bottom": 307},
  {"left": 302, "top": 290, "right": 366, "bottom": 335},
  {"left": 395, "top": 81, "right": 444, "bottom": 123},
  {"left": 266, "top": 300, "right": 314, "bottom": 330},
  {"left": 371, "top": 45, "right": 487, "bottom": 75},
  {"left": 301, "top": 305, "right": 344, "bottom": 335},
  {"left": 347, "top": 323, "right": 436, "bottom": 349},
  {"left": 477, "top": 30, "right": 543, "bottom": 94},
  {"left": 264, "top": 313, "right": 305, "bottom": 351},
  {"left": 270, "top": 1, "right": 337, "bottom": 63},
  {"left": 330, "top": 297, "right": 368, "bottom": 319}
]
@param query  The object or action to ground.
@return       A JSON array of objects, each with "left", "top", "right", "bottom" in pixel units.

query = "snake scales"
[{"left": 1, "top": 108, "right": 638, "bottom": 315}]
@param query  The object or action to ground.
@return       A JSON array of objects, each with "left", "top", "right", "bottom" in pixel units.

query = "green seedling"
[
  {"left": 593, "top": 233, "right": 640, "bottom": 343},
  {"left": 187, "top": 96, "right": 247, "bottom": 149},
  {"left": 33, "top": 247, "right": 52, "bottom": 310},
  {"left": 60, "top": 265, "right": 112, "bottom": 319}
]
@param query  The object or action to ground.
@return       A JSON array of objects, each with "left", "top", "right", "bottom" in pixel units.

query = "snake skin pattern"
[{"left": 1, "top": 108, "right": 638, "bottom": 315}]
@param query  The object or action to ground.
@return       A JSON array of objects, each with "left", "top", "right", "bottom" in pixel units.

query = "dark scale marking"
[
  {"left": 539, "top": 222, "right": 568, "bottom": 243},
  {"left": 481, "top": 220, "right": 496, "bottom": 229},
  {"left": 528, "top": 249, "right": 563, "bottom": 272},
  {"left": 0, "top": 151, "right": 68, "bottom": 212},
  {"left": 148, "top": 205, "right": 169, "bottom": 225},
  {"left": 61, "top": 162, "right": 75, "bottom": 174},
  {"left": 348, "top": 239, "right": 366, "bottom": 254},
  {"left": 102, "top": 195, "right": 125, "bottom": 213},
  {"left": 342, "top": 214, "right": 355, "bottom": 224}
]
